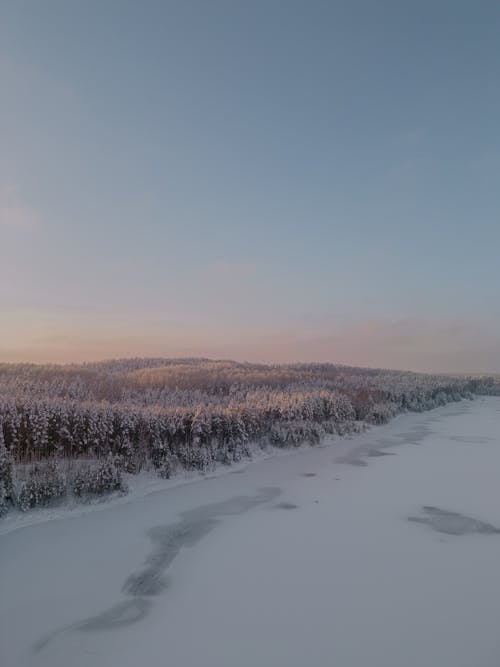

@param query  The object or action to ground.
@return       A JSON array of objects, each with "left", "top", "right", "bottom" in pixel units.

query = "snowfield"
[{"left": 2, "top": 397, "right": 500, "bottom": 667}]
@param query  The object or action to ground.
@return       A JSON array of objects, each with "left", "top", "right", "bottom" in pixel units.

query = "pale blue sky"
[{"left": 1, "top": 1, "right": 499, "bottom": 371}]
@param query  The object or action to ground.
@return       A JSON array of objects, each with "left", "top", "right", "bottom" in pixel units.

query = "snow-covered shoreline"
[
  {"left": 0, "top": 434, "right": 308, "bottom": 536},
  {"left": 0, "top": 401, "right": 452, "bottom": 537}
]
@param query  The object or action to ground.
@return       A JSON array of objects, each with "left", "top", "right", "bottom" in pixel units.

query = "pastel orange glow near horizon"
[{"left": 1, "top": 2, "right": 500, "bottom": 373}]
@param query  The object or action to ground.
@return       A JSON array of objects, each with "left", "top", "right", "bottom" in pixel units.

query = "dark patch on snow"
[
  {"left": 33, "top": 597, "right": 152, "bottom": 653},
  {"left": 349, "top": 459, "right": 368, "bottom": 467},
  {"left": 337, "top": 455, "right": 368, "bottom": 467},
  {"left": 122, "top": 519, "right": 218, "bottom": 596},
  {"left": 121, "top": 487, "right": 279, "bottom": 600},
  {"left": 33, "top": 487, "right": 281, "bottom": 653},
  {"left": 449, "top": 435, "right": 494, "bottom": 444},
  {"left": 394, "top": 421, "right": 435, "bottom": 446},
  {"left": 273, "top": 501, "right": 298, "bottom": 510},
  {"left": 408, "top": 506, "right": 500, "bottom": 536},
  {"left": 301, "top": 472, "right": 316, "bottom": 477},
  {"left": 78, "top": 597, "right": 153, "bottom": 631},
  {"left": 332, "top": 420, "right": 433, "bottom": 470},
  {"left": 33, "top": 598, "right": 154, "bottom": 652},
  {"left": 395, "top": 432, "right": 423, "bottom": 445}
]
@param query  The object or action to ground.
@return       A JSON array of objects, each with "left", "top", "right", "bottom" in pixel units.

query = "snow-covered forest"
[{"left": 1, "top": 358, "right": 499, "bottom": 516}]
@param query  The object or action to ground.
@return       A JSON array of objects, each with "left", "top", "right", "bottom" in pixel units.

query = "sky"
[{"left": 1, "top": 0, "right": 499, "bottom": 373}]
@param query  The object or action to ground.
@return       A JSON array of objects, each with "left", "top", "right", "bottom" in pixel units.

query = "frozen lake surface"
[{"left": 2, "top": 397, "right": 500, "bottom": 667}]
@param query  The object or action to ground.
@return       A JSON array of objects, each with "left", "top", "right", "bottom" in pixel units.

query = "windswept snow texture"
[{"left": 2, "top": 397, "right": 500, "bottom": 667}]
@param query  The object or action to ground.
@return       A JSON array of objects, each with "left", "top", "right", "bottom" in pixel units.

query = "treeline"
[{"left": 0, "top": 359, "right": 499, "bottom": 516}]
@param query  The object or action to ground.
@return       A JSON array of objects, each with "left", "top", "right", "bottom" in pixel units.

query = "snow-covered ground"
[{"left": 2, "top": 397, "right": 500, "bottom": 667}]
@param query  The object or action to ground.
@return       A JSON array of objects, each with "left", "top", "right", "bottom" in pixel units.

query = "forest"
[{"left": 1, "top": 358, "right": 499, "bottom": 516}]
